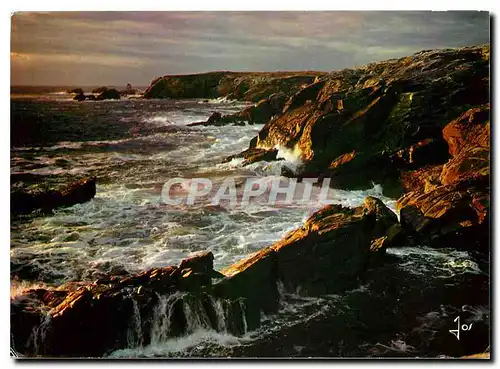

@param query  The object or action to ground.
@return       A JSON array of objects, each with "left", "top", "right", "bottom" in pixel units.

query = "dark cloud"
[{"left": 11, "top": 11, "right": 490, "bottom": 86}]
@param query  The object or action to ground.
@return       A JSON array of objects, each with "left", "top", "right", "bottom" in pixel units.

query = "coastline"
[{"left": 10, "top": 44, "right": 490, "bottom": 358}]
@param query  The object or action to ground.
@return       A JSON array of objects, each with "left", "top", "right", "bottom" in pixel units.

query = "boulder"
[
  {"left": 73, "top": 93, "right": 86, "bottom": 101},
  {"left": 11, "top": 176, "right": 97, "bottom": 215},
  {"left": 207, "top": 111, "right": 222, "bottom": 123},
  {"left": 96, "top": 88, "right": 121, "bottom": 100}
]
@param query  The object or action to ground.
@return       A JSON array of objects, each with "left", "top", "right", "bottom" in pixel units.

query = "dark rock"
[
  {"left": 178, "top": 251, "right": 214, "bottom": 275},
  {"left": 10, "top": 252, "right": 252, "bottom": 357},
  {"left": 207, "top": 111, "right": 222, "bottom": 123},
  {"left": 280, "top": 165, "right": 295, "bottom": 178},
  {"left": 96, "top": 88, "right": 121, "bottom": 100},
  {"left": 11, "top": 176, "right": 97, "bottom": 215},
  {"left": 223, "top": 147, "right": 280, "bottom": 166},
  {"left": 143, "top": 71, "right": 325, "bottom": 102},
  {"left": 73, "top": 93, "right": 86, "bottom": 101}
]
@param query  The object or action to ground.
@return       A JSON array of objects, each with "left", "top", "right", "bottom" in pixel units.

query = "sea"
[{"left": 10, "top": 88, "right": 489, "bottom": 358}]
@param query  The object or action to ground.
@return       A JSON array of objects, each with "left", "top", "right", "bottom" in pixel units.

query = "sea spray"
[
  {"left": 149, "top": 292, "right": 185, "bottom": 344},
  {"left": 183, "top": 296, "right": 212, "bottom": 332},
  {"left": 122, "top": 291, "right": 252, "bottom": 354},
  {"left": 126, "top": 297, "right": 144, "bottom": 348},
  {"left": 211, "top": 298, "right": 228, "bottom": 332},
  {"left": 26, "top": 312, "right": 52, "bottom": 355}
]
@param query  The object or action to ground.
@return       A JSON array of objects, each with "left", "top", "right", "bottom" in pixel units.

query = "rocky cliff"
[
  {"left": 241, "top": 45, "right": 489, "bottom": 192},
  {"left": 200, "top": 45, "right": 489, "bottom": 196},
  {"left": 143, "top": 71, "right": 325, "bottom": 102}
]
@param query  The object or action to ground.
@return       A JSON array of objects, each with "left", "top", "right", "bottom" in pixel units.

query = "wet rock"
[
  {"left": 213, "top": 197, "right": 398, "bottom": 312},
  {"left": 223, "top": 147, "right": 280, "bottom": 166},
  {"left": 397, "top": 183, "right": 489, "bottom": 254},
  {"left": 440, "top": 105, "right": 490, "bottom": 186},
  {"left": 178, "top": 251, "right": 223, "bottom": 278},
  {"left": 400, "top": 164, "right": 443, "bottom": 193},
  {"left": 207, "top": 111, "right": 222, "bottom": 123},
  {"left": 11, "top": 176, "right": 97, "bottom": 216},
  {"left": 396, "top": 105, "right": 490, "bottom": 254},
  {"left": 442, "top": 105, "right": 490, "bottom": 157},
  {"left": 10, "top": 252, "right": 253, "bottom": 357},
  {"left": 250, "top": 45, "right": 489, "bottom": 191}
]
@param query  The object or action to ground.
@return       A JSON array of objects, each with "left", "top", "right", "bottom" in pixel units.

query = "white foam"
[{"left": 109, "top": 328, "right": 242, "bottom": 358}]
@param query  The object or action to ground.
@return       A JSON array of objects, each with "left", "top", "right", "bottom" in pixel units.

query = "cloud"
[{"left": 11, "top": 11, "right": 490, "bottom": 86}]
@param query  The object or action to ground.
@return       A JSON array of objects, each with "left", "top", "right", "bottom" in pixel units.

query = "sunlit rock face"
[{"left": 250, "top": 45, "right": 489, "bottom": 194}]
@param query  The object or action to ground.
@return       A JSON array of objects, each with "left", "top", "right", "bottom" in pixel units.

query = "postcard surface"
[{"left": 10, "top": 11, "right": 490, "bottom": 359}]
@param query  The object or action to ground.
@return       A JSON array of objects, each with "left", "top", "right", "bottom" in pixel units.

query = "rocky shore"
[
  {"left": 11, "top": 45, "right": 490, "bottom": 358},
  {"left": 12, "top": 197, "right": 403, "bottom": 357}
]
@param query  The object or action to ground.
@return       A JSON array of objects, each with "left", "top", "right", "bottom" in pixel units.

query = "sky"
[{"left": 11, "top": 11, "right": 490, "bottom": 87}]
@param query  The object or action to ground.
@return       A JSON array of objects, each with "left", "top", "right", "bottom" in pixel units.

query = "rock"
[
  {"left": 11, "top": 176, "right": 97, "bottom": 215},
  {"left": 442, "top": 105, "right": 490, "bottom": 157},
  {"left": 188, "top": 94, "right": 287, "bottom": 127},
  {"left": 119, "top": 88, "right": 139, "bottom": 96},
  {"left": 178, "top": 251, "right": 223, "bottom": 278},
  {"left": 223, "top": 147, "right": 280, "bottom": 166},
  {"left": 250, "top": 45, "right": 489, "bottom": 191},
  {"left": 280, "top": 165, "right": 295, "bottom": 178},
  {"left": 440, "top": 105, "right": 490, "bottom": 186},
  {"left": 441, "top": 147, "right": 489, "bottom": 186},
  {"left": 396, "top": 105, "right": 490, "bottom": 254},
  {"left": 392, "top": 138, "right": 450, "bottom": 169},
  {"left": 207, "top": 111, "right": 222, "bottom": 123},
  {"left": 10, "top": 252, "right": 253, "bottom": 357},
  {"left": 73, "top": 93, "right": 86, "bottom": 101},
  {"left": 119, "top": 83, "right": 141, "bottom": 96},
  {"left": 396, "top": 182, "right": 489, "bottom": 253},
  {"left": 236, "top": 93, "right": 288, "bottom": 124},
  {"left": 400, "top": 164, "right": 443, "bottom": 193},
  {"left": 143, "top": 71, "right": 325, "bottom": 102},
  {"left": 96, "top": 88, "right": 121, "bottom": 100},
  {"left": 213, "top": 197, "right": 398, "bottom": 312}
]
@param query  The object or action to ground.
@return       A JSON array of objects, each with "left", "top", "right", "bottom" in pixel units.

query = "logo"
[{"left": 449, "top": 316, "right": 474, "bottom": 341}]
